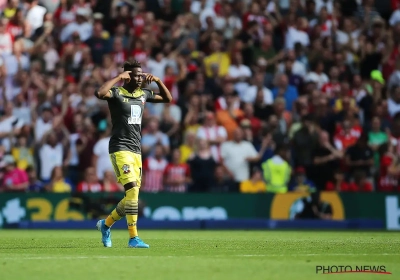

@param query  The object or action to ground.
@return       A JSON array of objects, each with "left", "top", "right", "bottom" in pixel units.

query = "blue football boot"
[
  {"left": 96, "top": 219, "right": 112, "bottom": 248},
  {"left": 128, "top": 236, "right": 150, "bottom": 248}
]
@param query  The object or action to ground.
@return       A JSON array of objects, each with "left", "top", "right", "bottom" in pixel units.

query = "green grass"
[{"left": 0, "top": 230, "right": 399, "bottom": 280}]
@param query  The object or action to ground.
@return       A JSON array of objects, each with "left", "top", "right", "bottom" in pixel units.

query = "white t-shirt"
[
  {"left": 277, "top": 60, "right": 307, "bottom": 78},
  {"left": 0, "top": 32, "right": 13, "bottom": 55},
  {"left": 39, "top": 143, "right": 63, "bottom": 180},
  {"left": 13, "top": 106, "right": 31, "bottom": 125},
  {"left": 147, "top": 59, "right": 168, "bottom": 82},
  {"left": 221, "top": 140, "right": 258, "bottom": 182},
  {"left": 93, "top": 137, "right": 112, "bottom": 180},
  {"left": 336, "top": 30, "right": 361, "bottom": 50},
  {"left": 243, "top": 85, "right": 273, "bottom": 104},
  {"left": 285, "top": 27, "right": 310, "bottom": 50},
  {"left": 35, "top": 118, "right": 53, "bottom": 142},
  {"left": 60, "top": 21, "right": 93, "bottom": 42},
  {"left": 2, "top": 54, "right": 30, "bottom": 100},
  {"left": 228, "top": 64, "right": 252, "bottom": 97},
  {"left": 26, "top": 5, "right": 47, "bottom": 33},
  {"left": 389, "top": 9, "right": 400, "bottom": 26},
  {"left": 388, "top": 98, "right": 400, "bottom": 117},
  {"left": 43, "top": 48, "right": 60, "bottom": 72},
  {"left": 197, "top": 125, "right": 227, "bottom": 162},
  {"left": 0, "top": 115, "right": 24, "bottom": 151},
  {"left": 305, "top": 72, "right": 329, "bottom": 89},
  {"left": 315, "top": 0, "right": 333, "bottom": 14},
  {"left": 69, "top": 133, "right": 80, "bottom": 166}
]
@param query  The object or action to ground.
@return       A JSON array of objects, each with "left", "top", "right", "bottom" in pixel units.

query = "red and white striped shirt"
[
  {"left": 196, "top": 125, "right": 227, "bottom": 162},
  {"left": 142, "top": 157, "right": 168, "bottom": 193},
  {"left": 163, "top": 163, "right": 190, "bottom": 193}
]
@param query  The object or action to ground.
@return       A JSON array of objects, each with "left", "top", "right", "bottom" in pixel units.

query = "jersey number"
[{"left": 128, "top": 105, "right": 142, "bottom": 125}]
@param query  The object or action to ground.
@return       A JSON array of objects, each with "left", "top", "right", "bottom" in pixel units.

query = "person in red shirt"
[
  {"left": 321, "top": 66, "right": 341, "bottom": 97},
  {"left": 334, "top": 119, "right": 361, "bottom": 151},
  {"left": 6, "top": 8, "right": 24, "bottom": 39},
  {"left": 77, "top": 167, "right": 103, "bottom": 193},
  {"left": 163, "top": 149, "right": 191, "bottom": 193},
  {"left": 238, "top": 103, "right": 262, "bottom": 138},
  {"left": 348, "top": 170, "right": 373, "bottom": 192},
  {"left": 378, "top": 143, "right": 400, "bottom": 192},
  {"left": 103, "top": 170, "right": 124, "bottom": 192},
  {"left": 326, "top": 169, "right": 351, "bottom": 191}
]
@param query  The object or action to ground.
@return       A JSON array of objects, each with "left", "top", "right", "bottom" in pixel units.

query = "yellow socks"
[
  {"left": 105, "top": 197, "right": 126, "bottom": 227},
  {"left": 125, "top": 187, "right": 139, "bottom": 238}
]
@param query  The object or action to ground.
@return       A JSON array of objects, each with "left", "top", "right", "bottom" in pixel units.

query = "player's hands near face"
[
  {"left": 118, "top": 71, "right": 132, "bottom": 83},
  {"left": 143, "top": 73, "right": 160, "bottom": 84}
]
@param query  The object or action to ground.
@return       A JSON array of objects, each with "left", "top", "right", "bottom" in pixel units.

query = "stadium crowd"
[{"left": 0, "top": 0, "right": 400, "bottom": 193}]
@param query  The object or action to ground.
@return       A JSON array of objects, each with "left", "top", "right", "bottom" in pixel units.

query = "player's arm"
[
  {"left": 95, "top": 71, "right": 132, "bottom": 99},
  {"left": 144, "top": 73, "right": 172, "bottom": 103}
]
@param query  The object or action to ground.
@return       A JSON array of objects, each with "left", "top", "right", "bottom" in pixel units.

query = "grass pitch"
[{"left": 0, "top": 230, "right": 399, "bottom": 280}]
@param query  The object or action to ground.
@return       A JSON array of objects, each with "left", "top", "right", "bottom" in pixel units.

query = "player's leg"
[
  {"left": 125, "top": 152, "right": 149, "bottom": 248},
  {"left": 96, "top": 152, "right": 127, "bottom": 247}
]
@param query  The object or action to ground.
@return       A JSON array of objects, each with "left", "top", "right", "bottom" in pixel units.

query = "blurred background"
[{"left": 0, "top": 0, "right": 400, "bottom": 230}]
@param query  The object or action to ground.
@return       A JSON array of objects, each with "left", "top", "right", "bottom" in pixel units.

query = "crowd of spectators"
[{"left": 1, "top": 0, "right": 400, "bottom": 193}]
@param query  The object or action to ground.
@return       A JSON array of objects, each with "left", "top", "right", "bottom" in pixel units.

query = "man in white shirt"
[
  {"left": 147, "top": 53, "right": 168, "bottom": 82},
  {"left": 221, "top": 128, "right": 266, "bottom": 185},
  {"left": 39, "top": 132, "right": 63, "bottom": 181},
  {"left": 34, "top": 106, "right": 54, "bottom": 143},
  {"left": 285, "top": 20, "right": 310, "bottom": 50},
  {"left": 0, "top": 18, "right": 13, "bottom": 55},
  {"left": 60, "top": 8, "right": 93, "bottom": 42},
  {"left": 197, "top": 112, "right": 227, "bottom": 162},
  {"left": 228, "top": 53, "right": 252, "bottom": 99},
  {"left": 243, "top": 72, "right": 273, "bottom": 104},
  {"left": 277, "top": 50, "right": 307, "bottom": 78},
  {"left": 0, "top": 103, "right": 24, "bottom": 151},
  {"left": 92, "top": 123, "right": 112, "bottom": 180},
  {"left": 25, "top": 0, "right": 47, "bottom": 35}
]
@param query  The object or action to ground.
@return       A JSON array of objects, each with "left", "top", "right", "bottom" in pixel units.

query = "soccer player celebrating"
[{"left": 95, "top": 60, "right": 172, "bottom": 248}]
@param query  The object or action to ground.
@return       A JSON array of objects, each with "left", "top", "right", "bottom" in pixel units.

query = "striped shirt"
[
  {"left": 142, "top": 157, "right": 168, "bottom": 193},
  {"left": 163, "top": 163, "right": 190, "bottom": 193}
]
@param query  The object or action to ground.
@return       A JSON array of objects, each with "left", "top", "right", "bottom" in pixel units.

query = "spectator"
[
  {"left": 272, "top": 74, "right": 299, "bottom": 111},
  {"left": 26, "top": 166, "right": 44, "bottom": 192},
  {"left": 311, "top": 130, "right": 342, "bottom": 190},
  {"left": 102, "top": 170, "right": 123, "bottom": 192},
  {"left": 244, "top": 72, "right": 273, "bottom": 105},
  {"left": 142, "top": 144, "right": 168, "bottom": 193},
  {"left": 92, "top": 120, "right": 112, "bottom": 181},
  {"left": 221, "top": 128, "right": 265, "bottom": 188},
  {"left": 25, "top": 0, "right": 47, "bottom": 35},
  {"left": 1, "top": 154, "right": 29, "bottom": 192},
  {"left": 388, "top": 86, "right": 400, "bottom": 117},
  {"left": 76, "top": 167, "right": 103, "bottom": 193},
  {"left": 163, "top": 149, "right": 191, "bottom": 193},
  {"left": 348, "top": 170, "right": 374, "bottom": 192},
  {"left": 345, "top": 133, "right": 374, "bottom": 181},
  {"left": 368, "top": 116, "right": 389, "bottom": 168},
  {"left": 377, "top": 143, "right": 400, "bottom": 192},
  {"left": 262, "top": 144, "right": 291, "bottom": 193},
  {"left": 11, "top": 135, "right": 34, "bottom": 170},
  {"left": 60, "top": 8, "right": 92, "bottom": 43},
  {"left": 228, "top": 52, "right": 252, "bottom": 99},
  {"left": 38, "top": 131, "right": 64, "bottom": 182},
  {"left": 216, "top": 90, "right": 243, "bottom": 140},
  {"left": 46, "top": 166, "right": 72, "bottom": 193},
  {"left": 294, "top": 192, "right": 333, "bottom": 220},
  {"left": 179, "top": 130, "right": 196, "bottom": 164},
  {"left": 188, "top": 139, "right": 216, "bottom": 192},
  {"left": 326, "top": 169, "right": 351, "bottom": 192},
  {"left": 290, "top": 166, "right": 316, "bottom": 192},
  {"left": 142, "top": 117, "right": 170, "bottom": 157},
  {"left": 203, "top": 40, "right": 230, "bottom": 78},
  {"left": 240, "top": 167, "right": 266, "bottom": 193},
  {"left": 197, "top": 111, "right": 227, "bottom": 162}
]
